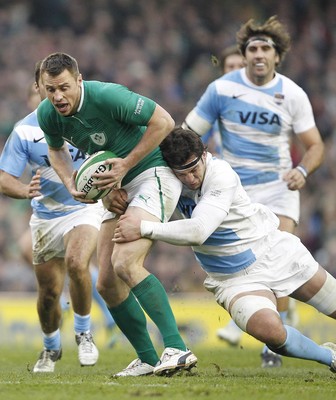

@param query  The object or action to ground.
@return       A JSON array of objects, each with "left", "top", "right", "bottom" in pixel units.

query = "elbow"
[
  {"left": 162, "top": 108, "right": 175, "bottom": 135},
  {"left": 167, "top": 114, "right": 175, "bottom": 131},
  {"left": 163, "top": 114, "right": 175, "bottom": 137}
]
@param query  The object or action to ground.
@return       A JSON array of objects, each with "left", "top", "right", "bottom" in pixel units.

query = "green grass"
[{"left": 0, "top": 345, "right": 335, "bottom": 400}]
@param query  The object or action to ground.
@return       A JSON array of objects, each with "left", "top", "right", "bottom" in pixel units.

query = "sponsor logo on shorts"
[{"left": 138, "top": 194, "right": 150, "bottom": 204}]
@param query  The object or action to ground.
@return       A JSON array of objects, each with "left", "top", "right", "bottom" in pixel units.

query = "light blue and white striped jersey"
[
  {"left": 0, "top": 110, "right": 88, "bottom": 219},
  {"left": 185, "top": 68, "right": 315, "bottom": 186},
  {"left": 176, "top": 154, "right": 279, "bottom": 275}
]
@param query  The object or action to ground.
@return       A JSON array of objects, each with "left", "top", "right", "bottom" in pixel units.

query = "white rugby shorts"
[
  {"left": 244, "top": 179, "right": 300, "bottom": 224},
  {"left": 204, "top": 230, "right": 318, "bottom": 311},
  {"left": 102, "top": 166, "right": 182, "bottom": 223},
  {"left": 30, "top": 202, "right": 104, "bottom": 265}
]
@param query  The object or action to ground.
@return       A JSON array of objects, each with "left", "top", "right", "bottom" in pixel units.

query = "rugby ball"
[{"left": 75, "top": 150, "right": 117, "bottom": 200}]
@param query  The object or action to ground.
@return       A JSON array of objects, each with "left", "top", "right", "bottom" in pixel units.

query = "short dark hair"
[
  {"left": 40, "top": 52, "right": 80, "bottom": 77},
  {"left": 34, "top": 60, "right": 42, "bottom": 84},
  {"left": 160, "top": 127, "right": 205, "bottom": 168},
  {"left": 213, "top": 45, "right": 241, "bottom": 70},
  {"left": 236, "top": 15, "right": 291, "bottom": 64}
]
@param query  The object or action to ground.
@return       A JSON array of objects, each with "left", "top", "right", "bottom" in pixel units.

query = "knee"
[
  {"left": 65, "top": 255, "right": 89, "bottom": 279},
  {"left": 96, "top": 279, "right": 106, "bottom": 299},
  {"left": 111, "top": 251, "right": 134, "bottom": 284},
  {"left": 230, "top": 295, "right": 286, "bottom": 346},
  {"left": 39, "top": 287, "right": 60, "bottom": 311},
  {"left": 247, "top": 311, "right": 286, "bottom": 347}
]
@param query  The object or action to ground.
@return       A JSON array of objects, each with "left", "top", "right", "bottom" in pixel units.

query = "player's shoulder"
[
  {"left": 16, "top": 109, "right": 39, "bottom": 127},
  {"left": 205, "top": 154, "right": 238, "bottom": 185},
  {"left": 84, "top": 80, "right": 135, "bottom": 108},
  {"left": 85, "top": 80, "right": 128, "bottom": 96},
  {"left": 211, "top": 69, "right": 245, "bottom": 94},
  {"left": 220, "top": 68, "right": 244, "bottom": 83},
  {"left": 12, "top": 110, "right": 43, "bottom": 142}
]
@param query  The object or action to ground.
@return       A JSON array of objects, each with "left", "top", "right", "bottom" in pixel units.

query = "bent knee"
[
  {"left": 230, "top": 295, "right": 277, "bottom": 330},
  {"left": 111, "top": 249, "right": 141, "bottom": 283}
]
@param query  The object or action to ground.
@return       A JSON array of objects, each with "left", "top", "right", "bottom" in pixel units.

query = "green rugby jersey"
[{"left": 37, "top": 81, "right": 167, "bottom": 185}]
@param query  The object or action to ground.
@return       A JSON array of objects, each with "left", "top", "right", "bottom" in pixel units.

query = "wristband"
[
  {"left": 296, "top": 165, "right": 308, "bottom": 179},
  {"left": 141, "top": 220, "right": 154, "bottom": 238}
]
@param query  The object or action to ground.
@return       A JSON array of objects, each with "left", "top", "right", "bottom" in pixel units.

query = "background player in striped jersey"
[
  {"left": 183, "top": 15, "right": 324, "bottom": 367},
  {"left": 0, "top": 61, "right": 105, "bottom": 372},
  {"left": 113, "top": 127, "right": 336, "bottom": 374}
]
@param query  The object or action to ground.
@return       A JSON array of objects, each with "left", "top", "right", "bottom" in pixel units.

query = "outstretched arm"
[
  {"left": 0, "top": 170, "right": 41, "bottom": 199},
  {"left": 113, "top": 201, "right": 228, "bottom": 246}
]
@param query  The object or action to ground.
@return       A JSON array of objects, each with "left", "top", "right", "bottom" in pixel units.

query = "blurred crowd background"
[{"left": 0, "top": 0, "right": 336, "bottom": 293}]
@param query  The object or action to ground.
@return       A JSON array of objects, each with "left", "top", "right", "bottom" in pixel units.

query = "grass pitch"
[{"left": 0, "top": 345, "right": 335, "bottom": 400}]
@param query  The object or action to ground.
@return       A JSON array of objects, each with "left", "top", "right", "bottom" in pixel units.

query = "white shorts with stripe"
[
  {"left": 102, "top": 166, "right": 182, "bottom": 222},
  {"left": 204, "top": 230, "right": 318, "bottom": 311},
  {"left": 30, "top": 202, "right": 104, "bottom": 265}
]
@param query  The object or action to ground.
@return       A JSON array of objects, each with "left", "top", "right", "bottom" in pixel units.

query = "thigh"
[
  {"left": 290, "top": 265, "right": 327, "bottom": 302},
  {"left": 64, "top": 224, "right": 98, "bottom": 266},
  {"left": 30, "top": 215, "right": 65, "bottom": 264},
  {"left": 125, "top": 167, "right": 182, "bottom": 222},
  {"left": 277, "top": 215, "right": 296, "bottom": 233},
  {"left": 111, "top": 207, "right": 159, "bottom": 287}
]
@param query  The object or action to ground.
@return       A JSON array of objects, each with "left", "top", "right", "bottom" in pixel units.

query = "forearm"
[
  {"left": 141, "top": 217, "right": 212, "bottom": 246},
  {"left": 297, "top": 142, "right": 324, "bottom": 176},
  {"left": 0, "top": 175, "right": 29, "bottom": 199},
  {"left": 48, "top": 145, "right": 74, "bottom": 190}
]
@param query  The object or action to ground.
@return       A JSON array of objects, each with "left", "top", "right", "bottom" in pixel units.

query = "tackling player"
[{"left": 113, "top": 127, "right": 336, "bottom": 373}]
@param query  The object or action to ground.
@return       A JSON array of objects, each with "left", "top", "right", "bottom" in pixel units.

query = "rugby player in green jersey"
[{"left": 37, "top": 52, "right": 197, "bottom": 377}]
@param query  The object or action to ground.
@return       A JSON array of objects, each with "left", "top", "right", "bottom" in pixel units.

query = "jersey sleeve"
[
  {"left": 290, "top": 86, "right": 316, "bottom": 134},
  {"left": 185, "top": 82, "right": 219, "bottom": 135},
  {"left": 285, "top": 82, "right": 315, "bottom": 134},
  {"left": 0, "top": 128, "right": 29, "bottom": 177}
]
